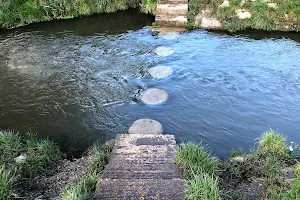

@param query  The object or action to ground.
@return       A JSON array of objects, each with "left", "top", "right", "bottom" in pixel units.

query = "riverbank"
[
  {"left": 175, "top": 129, "right": 300, "bottom": 199},
  {"left": 0, "top": 0, "right": 140, "bottom": 29},
  {"left": 0, "top": 130, "right": 113, "bottom": 199},
  {"left": 1, "top": 0, "right": 300, "bottom": 32},
  {"left": 152, "top": 0, "right": 300, "bottom": 32},
  {"left": 1, "top": 129, "right": 299, "bottom": 199}
]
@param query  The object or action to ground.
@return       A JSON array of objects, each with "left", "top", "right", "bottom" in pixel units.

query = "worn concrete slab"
[{"left": 95, "top": 134, "right": 185, "bottom": 199}]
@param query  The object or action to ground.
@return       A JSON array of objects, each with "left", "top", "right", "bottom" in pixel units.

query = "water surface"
[{"left": 1, "top": 10, "right": 300, "bottom": 158}]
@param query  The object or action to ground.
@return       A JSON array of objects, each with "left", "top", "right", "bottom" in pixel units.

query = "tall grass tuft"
[
  {"left": 185, "top": 172, "right": 220, "bottom": 200},
  {"left": 24, "top": 138, "right": 63, "bottom": 177},
  {"left": 60, "top": 172, "right": 99, "bottom": 200},
  {"left": 175, "top": 143, "right": 220, "bottom": 200},
  {"left": 0, "top": 165, "right": 16, "bottom": 200},
  {"left": 174, "top": 142, "right": 219, "bottom": 179},
  {"left": 258, "top": 129, "right": 288, "bottom": 157},
  {"left": 0, "top": 130, "right": 22, "bottom": 165}
]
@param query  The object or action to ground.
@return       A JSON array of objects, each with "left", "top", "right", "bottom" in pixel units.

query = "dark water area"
[{"left": 1, "top": 9, "right": 300, "bottom": 158}]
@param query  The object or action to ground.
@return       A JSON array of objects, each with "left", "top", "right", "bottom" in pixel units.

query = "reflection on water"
[{"left": 1, "top": 10, "right": 300, "bottom": 158}]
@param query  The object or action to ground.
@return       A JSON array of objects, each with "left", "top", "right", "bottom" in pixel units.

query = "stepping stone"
[
  {"left": 154, "top": 46, "right": 174, "bottom": 57},
  {"left": 149, "top": 65, "right": 173, "bottom": 79},
  {"left": 129, "top": 119, "right": 163, "bottom": 134},
  {"left": 140, "top": 88, "right": 168, "bottom": 105},
  {"left": 158, "top": 31, "right": 180, "bottom": 40}
]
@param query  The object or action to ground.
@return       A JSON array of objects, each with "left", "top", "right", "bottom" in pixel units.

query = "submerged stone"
[
  {"left": 154, "top": 47, "right": 174, "bottom": 57},
  {"left": 128, "top": 119, "right": 163, "bottom": 134},
  {"left": 158, "top": 32, "right": 180, "bottom": 40},
  {"left": 149, "top": 66, "right": 173, "bottom": 79},
  {"left": 140, "top": 88, "right": 168, "bottom": 105}
]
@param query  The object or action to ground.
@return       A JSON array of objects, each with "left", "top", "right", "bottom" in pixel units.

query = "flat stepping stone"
[
  {"left": 129, "top": 119, "right": 163, "bottom": 134},
  {"left": 154, "top": 46, "right": 174, "bottom": 56},
  {"left": 149, "top": 65, "right": 173, "bottom": 79},
  {"left": 140, "top": 88, "right": 168, "bottom": 105},
  {"left": 158, "top": 31, "right": 180, "bottom": 40}
]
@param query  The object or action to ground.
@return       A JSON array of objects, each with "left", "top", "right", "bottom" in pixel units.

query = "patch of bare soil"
[{"left": 14, "top": 156, "right": 92, "bottom": 200}]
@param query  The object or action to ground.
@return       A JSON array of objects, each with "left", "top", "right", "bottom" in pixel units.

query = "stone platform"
[{"left": 155, "top": 0, "right": 188, "bottom": 28}]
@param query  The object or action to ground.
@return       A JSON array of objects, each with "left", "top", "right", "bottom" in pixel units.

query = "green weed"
[
  {"left": 174, "top": 143, "right": 219, "bottom": 179},
  {"left": 0, "top": 165, "right": 16, "bottom": 200},
  {"left": 186, "top": 172, "right": 220, "bottom": 200}
]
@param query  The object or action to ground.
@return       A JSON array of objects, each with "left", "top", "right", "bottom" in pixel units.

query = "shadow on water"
[
  {"left": 210, "top": 29, "right": 300, "bottom": 43},
  {"left": 0, "top": 8, "right": 154, "bottom": 37}
]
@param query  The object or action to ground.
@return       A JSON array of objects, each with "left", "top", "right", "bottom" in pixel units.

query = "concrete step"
[
  {"left": 167, "top": 0, "right": 188, "bottom": 4},
  {"left": 95, "top": 179, "right": 185, "bottom": 200},
  {"left": 102, "top": 169, "right": 181, "bottom": 179},
  {"left": 156, "top": 4, "right": 188, "bottom": 16},
  {"left": 109, "top": 153, "right": 175, "bottom": 165},
  {"left": 104, "top": 163, "right": 180, "bottom": 172},
  {"left": 115, "top": 134, "right": 176, "bottom": 147},
  {"left": 112, "top": 145, "right": 176, "bottom": 155},
  {"left": 156, "top": 15, "right": 187, "bottom": 28}
]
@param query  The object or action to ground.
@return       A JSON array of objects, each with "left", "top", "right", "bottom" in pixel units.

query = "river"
[{"left": 1, "top": 9, "right": 300, "bottom": 158}]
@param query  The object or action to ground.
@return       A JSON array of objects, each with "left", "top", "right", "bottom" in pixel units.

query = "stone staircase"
[
  {"left": 95, "top": 134, "right": 185, "bottom": 200},
  {"left": 155, "top": 0, "right": 188, "bottom": 28}
]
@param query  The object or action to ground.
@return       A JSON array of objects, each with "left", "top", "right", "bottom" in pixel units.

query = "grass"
[
  {"left": 186, "top": 172, "right": 220, "bottom": 200},
  {"left": 0, "top": 0, "right": 140, "bottom": 29},
  {"left": 60, "top": 173, "right": 99, "bottom": 200},
  {"left": 0, "top": 130, "right": 63, "bottom": 200},
  {"left": 60, "top": 143, "right": 113, "bottom": 200},
  {"left": 222, "top": 129, "right": 299, "bottom": 199},
  {"left": 258, "top": 129, "right": 289, "bottom": 156},
  {"left": 174, "top": 142, "right": 219, "bottom": 178},
  {"left": 0, "top": 166, "right": 16, "bottom": 200},
  {"left": 0, "top": 130, "right": 22, "bottom": 165},
  {"left": 189, "top": 0, "right": 300, "bottom": 32},
  {"left": 140, "top": 0, "right": 157, "bottom": 14},
  {"left": 174, "top": 142, "right": 220, "bottom": 199},
  {"left": 176, "top": 130, "right": 300, "bottom": 199}
]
